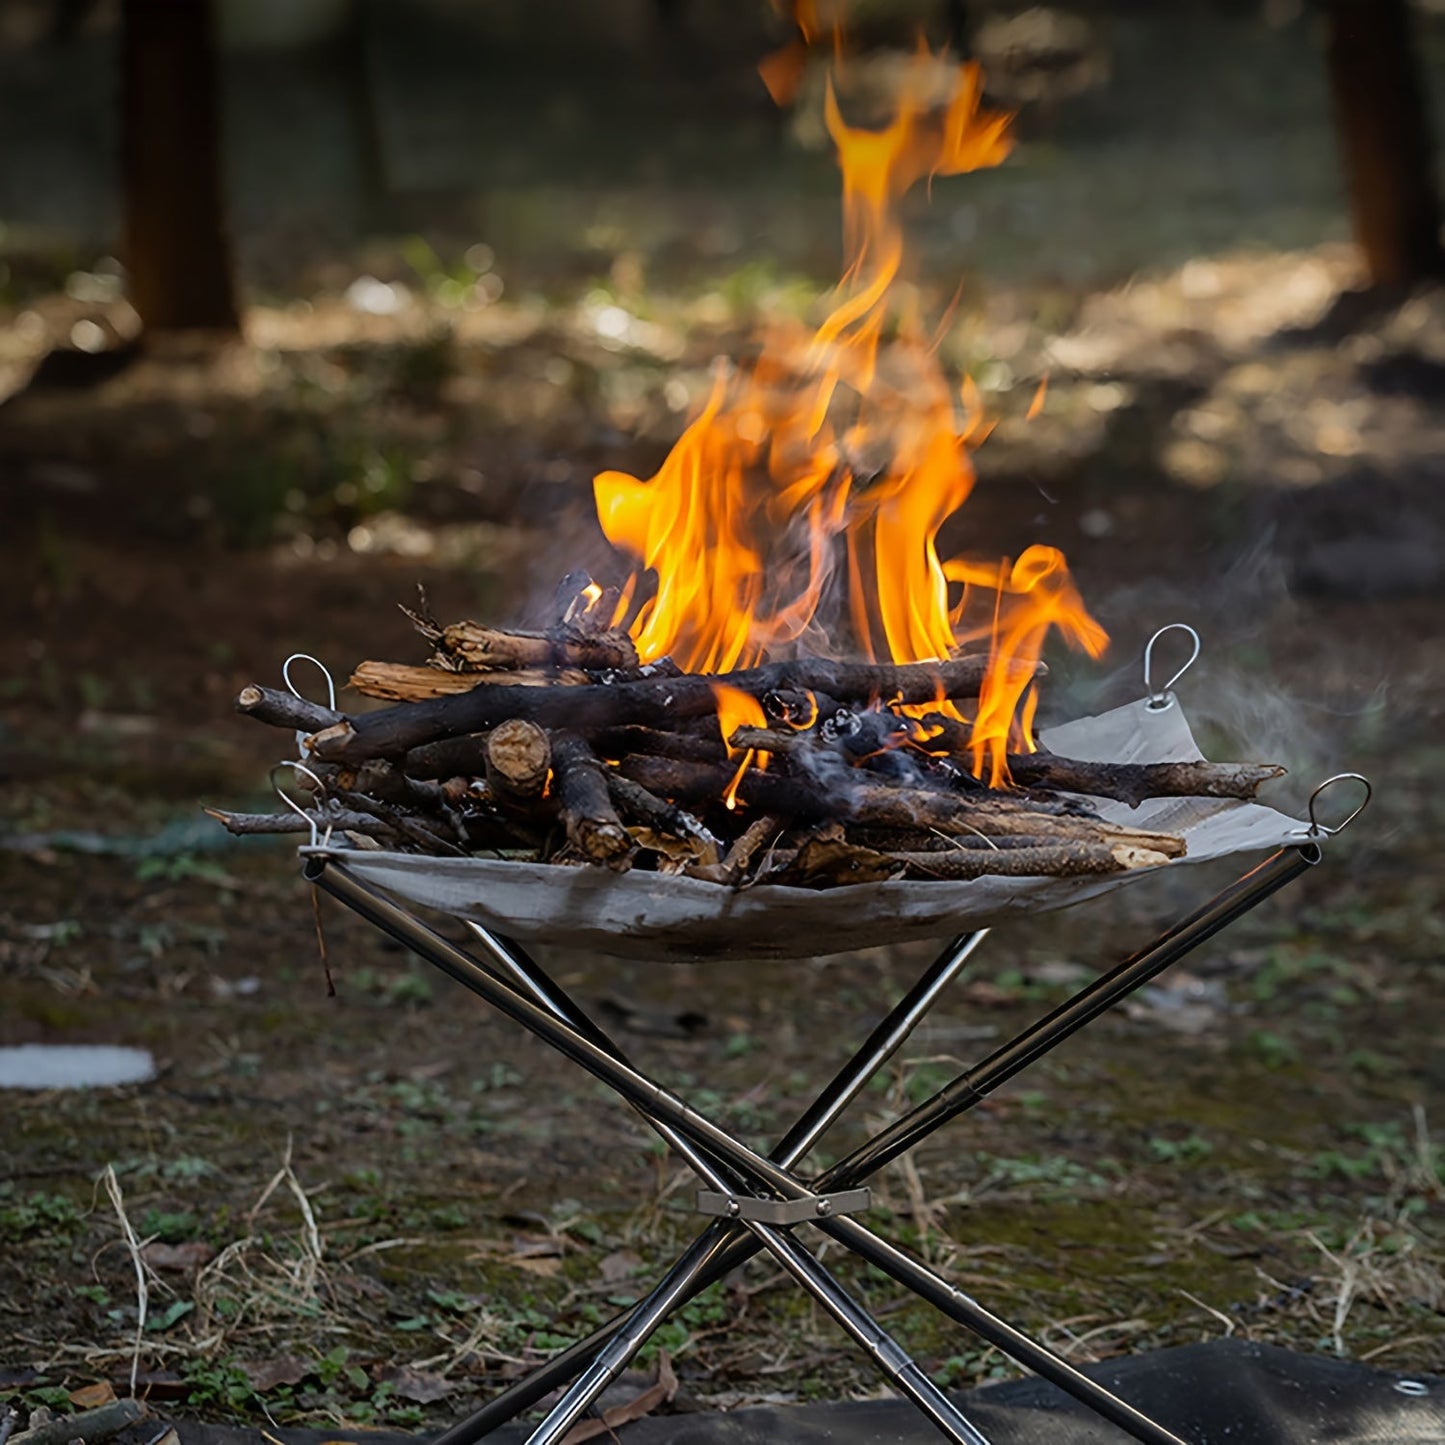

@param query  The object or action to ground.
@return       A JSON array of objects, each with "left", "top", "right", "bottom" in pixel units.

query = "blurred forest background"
[{"left": 1, "top": 0, "right": 1443, "bottom": 1432}]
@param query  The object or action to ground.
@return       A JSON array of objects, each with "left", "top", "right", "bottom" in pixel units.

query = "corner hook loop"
[
  {"left": 1143, "top": 623, "right": 1201, "bottom": 713},
  {"left": 269, "top": 760, "right": 334, "bottom": 850},
  {"left": 1307, "top": 773, "right": 1372, "bottom": 838}
]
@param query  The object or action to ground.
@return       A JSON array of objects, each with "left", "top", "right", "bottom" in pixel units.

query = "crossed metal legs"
[{"left": 307, "top": 842, "right": 1320, "bottom": 1445}]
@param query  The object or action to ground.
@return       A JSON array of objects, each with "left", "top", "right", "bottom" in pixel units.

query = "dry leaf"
[
  {"left": 560, "top": 1352, "right": 677, "bottom": 1444},
  {"left": 240, "top": 1356, "right": 313, "bottom": 1392},
  {"left": 68, "top": 1383, "right": 116, "bottom": 1409}
]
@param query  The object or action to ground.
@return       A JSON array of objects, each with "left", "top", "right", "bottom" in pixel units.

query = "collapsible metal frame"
[{"left": 302, "top": 798, "right": 1373, "bottom": 1445}]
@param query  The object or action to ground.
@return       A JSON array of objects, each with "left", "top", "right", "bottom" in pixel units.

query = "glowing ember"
[{"left": 592, "top": 13, "right": 1106, "bottom": 785}]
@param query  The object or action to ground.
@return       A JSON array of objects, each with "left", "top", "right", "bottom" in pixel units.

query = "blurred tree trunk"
[
  {"left": 1323, "top": 0, "right": 1443, "bottom": 288},
  {"left": 122, "top": 0, "right": 240, "bottom": 332}
]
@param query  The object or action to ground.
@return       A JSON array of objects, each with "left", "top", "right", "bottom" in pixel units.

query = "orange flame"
[
  {"left": 713, "top": 683, "right": 768, "bottom": 809},
  {"left": 592, "top": 23, "right": 1106, "bottom": 786}
]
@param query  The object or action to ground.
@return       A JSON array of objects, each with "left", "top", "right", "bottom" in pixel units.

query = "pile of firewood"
[{"left": 213, "top": 604, "right": 1286, "bottom": 889}]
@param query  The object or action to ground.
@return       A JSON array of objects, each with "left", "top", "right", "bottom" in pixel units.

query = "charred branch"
[
  {"left": 551, "top": 732, "right": 632, "bottom": 865},
  {"left": 310, "top": 655, "right": 1021, "bottom": 765}
]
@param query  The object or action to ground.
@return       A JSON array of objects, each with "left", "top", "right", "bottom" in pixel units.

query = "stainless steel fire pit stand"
[{"left": 304, "top": 822, "right": 1359, "bottom": 1445}]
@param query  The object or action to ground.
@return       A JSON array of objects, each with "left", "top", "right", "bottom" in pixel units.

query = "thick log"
[
  {"left": 616, "top": 755, "right": 1185, "bottom": 856},
  {"left": 349, "top": 661, "right": 589, "bottom": 702},
  {"left": 485, "top": 719, "right": 552, "bottom": 802},
  {"left": 310, "top": 655, "right": 1026, "bottom": 765},
  {"left": 235, "top": 684, "right": 341, "bottom": 734},
  {"left": 403, "top": 733, "right": 490, "bottom": 780},
  {"left": 594, "top": 726, "right": 728, "bottom": 765},
  {"left": 893, "top": 841, "right": 1173, "bottom": 880},
  {"left": 551, "top": 733, "right": 632, "bottom": 865},
  {"left": 438, "top": 621, "right": 639, "bottom": 674}
]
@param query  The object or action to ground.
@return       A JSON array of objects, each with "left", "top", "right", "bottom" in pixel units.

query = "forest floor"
[{"left": 2, "top": 6, "right": 1444, "bottom": 1432}]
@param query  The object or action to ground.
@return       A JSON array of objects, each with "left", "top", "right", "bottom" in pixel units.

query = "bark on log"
[
  {"left": 328, "top": 789, "right": 463, "bottom": 854},
  {"left": 235, "top": 684, "right": 341, "bottom": 733},
  {"left": 849, "top": 827, "right": 1066, "bottom": 853},
  {"left": 484, "top": 719, "right": 552, "bottom": 801},
  {"left": 616, "top": 754, "right": 1185, "bottom": 855},
  {"left": 911, "top": 715, "right": 1287, "bottom": 805},
  {"left": 205, "top": 806, "right": 396, "bottom": 838},
  {"left": 893, "top": 841, "right": 1172, "bottom": 880},
  {"left": 438, "top": 621, "right": 639, "bottom": 674},
  {"left": 606, "top": 774, "right": 719, "bottom": 852},
  {"left": 349, "top": 660, "right": 589, "bottom": 701},
  {"left": 594, "top": 726, "right": 728, "bottom": 765},
  {"left": 311, "top": 655, "right": 1025, "bottom": 764},
  {"left": 403, "top": 733, "right": 491, "bottom": 780},
  {"left": 551, "top": 733, "right": 632, "bottom": 865},
  {"left": 1003, "top": 754, "right": 1287, "bottom": 807}
]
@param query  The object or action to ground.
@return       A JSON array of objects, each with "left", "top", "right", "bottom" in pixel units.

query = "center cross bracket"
[{"left": 696, "top": 1186, "right": 871, "bottom": 1224}]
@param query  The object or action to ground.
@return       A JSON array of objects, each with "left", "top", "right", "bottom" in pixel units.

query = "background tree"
[
  {"left": 1323, "top": 0, "right": 1443, "bottom": 288},
  {"left": 121, "top": 0, "right": 239, "bottom": 332}
]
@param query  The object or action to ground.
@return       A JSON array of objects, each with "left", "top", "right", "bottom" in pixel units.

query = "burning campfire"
[{"left": 218, "top": 16, "right": 1286, "bottom": 891}]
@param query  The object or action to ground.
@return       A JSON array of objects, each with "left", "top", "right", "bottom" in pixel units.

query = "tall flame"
[{"left": 592, "top": 18, "right": 1105, "bottom": 785}]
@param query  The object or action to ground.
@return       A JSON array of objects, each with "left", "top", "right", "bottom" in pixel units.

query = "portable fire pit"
[
  {"left": 214, "top": 19, "right": 1376, "bottom": 1441},
  {"left": 218, "top": 629, "right": 1370, "bottom": 1445}
]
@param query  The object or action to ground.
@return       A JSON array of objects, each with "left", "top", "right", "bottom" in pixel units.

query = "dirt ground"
[{"left": 2, "top": 4, "right": 1444, "bottom": 1433}]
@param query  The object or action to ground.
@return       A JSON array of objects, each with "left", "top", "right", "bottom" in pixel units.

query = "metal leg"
[
  {"left": 309, "top": 844, "right": 1317, "bottom": 1445},
  {"left": 466, "top": 923, "right": 1191, "bottom": 1445},
  {"left": 459, "top": 923, "right": 996, "bottom": 1445},
  {"left": 435, "top": 930, "right": 988, "bottom": 1444}
]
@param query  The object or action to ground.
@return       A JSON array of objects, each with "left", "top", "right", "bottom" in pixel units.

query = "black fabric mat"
[{"left": 169, "top": 1340, "right": 1443, "bottom": 1445}]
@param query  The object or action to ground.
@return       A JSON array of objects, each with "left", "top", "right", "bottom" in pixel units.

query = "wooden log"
[
  {"left": 349, "top": 660, "right": 589, "bottom": 702},
  {"left": 606, "top": 774, "right": 720, "bottom": 853},
  {"left": 594, "top": 726, "right": 728, "bottom": 765},
  {"left": 235, "top": 683, "right": 340, "bottom": 733},
  {"left": 893, "top": 841, "right": 1173, "bottom": 880},
  {"left": 848, "top": 827, "right": 1066, "bottom": 853},
  {"left": 763, "top": 687, "right": 846, "bottom": 728},
  {"left": 438, "top": 621, "right": 639, "bottom": 674},
  {"left": 343, "top": 760, "right": 457, "bottom": 813},
  {"left": 311, "top": 655, "right": 1028, "bottom": 765},
  {"left": 912, "top": 715, "right": 1287, "bottom": 805},
  {"left": 616, "top": 755, "right": 1186, "bottom": 856},
  {"left": 204, "top": 806, "right": 396, "bottom": 839},
  {"left": 1002, "top": 754, "right": 1287, "bottom": 808},
  {"left": 403, "top": 732, "right": 490, "bottom": 780},
  {"left": 551, "top": 732, "right": 632, "bottom": 865},
  {"left": 485, "top": 719, "right": 552, "bottom": 802},
  {"left": 328, "top": 788, "right": 463, "bottom": 855}
]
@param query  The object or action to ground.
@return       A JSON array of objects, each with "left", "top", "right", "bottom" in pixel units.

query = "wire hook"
[
  {"left": 282, "top": 654, "right": 336, "bottom": 757},
  {"left": 1143, "top": 623, "right": 1201, "bottom": 712},
  {"left": 1305, "top": 772, "right": 1372, "bottom": 838},
  {"left": 269, "top": 761, "right": 334, "bottom": 849}
]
